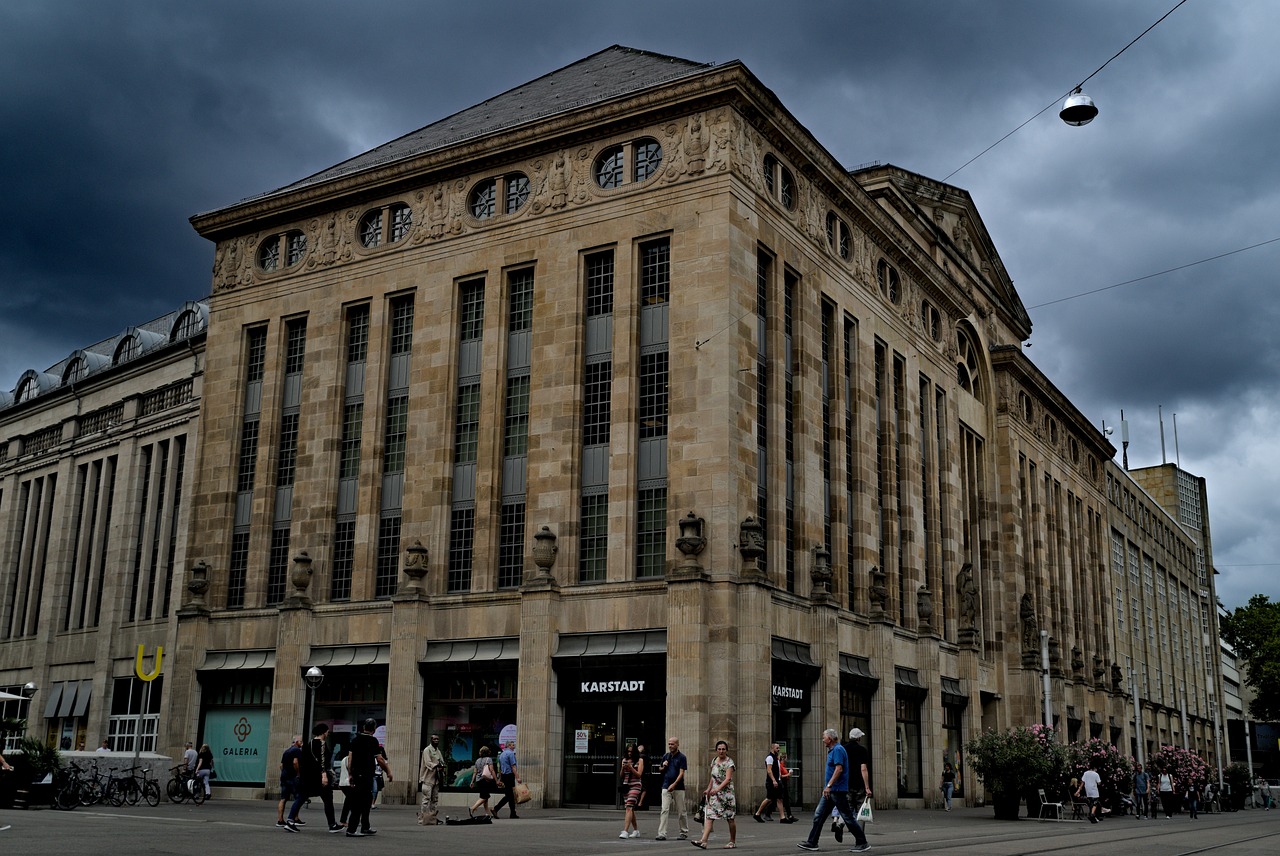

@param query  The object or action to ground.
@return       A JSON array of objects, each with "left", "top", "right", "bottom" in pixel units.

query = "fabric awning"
[
  {"left": 198, "top": 650, "right": 276, "bottom": 670},
  {"left": 304, "top": 644, "right": 390, "bottom": 668},
  {"left": 43, "top": 683, "right": 65, "bottom": 719},
  {"left": 838, "top": 653, "right": 880, "bottom": 691},
  {"left": 1067, "top": 705, "right": 1081, "bottom": 721},
  {"left": 424, "top": 638, "right": 520, "bottom": 663},
  {"left": 1089, "top": 711, "right": 1103, "bottom": 725},
  {"left": 56, "top": 680, "right": 80, "bottom": 718},
  {"left": 554, "top": 630, "right": 666, "bottom": 658},
  {"left": 71, "top": 681, "right": 92, "bottom": 717}
]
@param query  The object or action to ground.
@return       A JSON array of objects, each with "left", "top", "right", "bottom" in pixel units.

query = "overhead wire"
[
  {"left": 943, "top": 0, "right": 1191, "bottom": 182},
  {"left": 1026, "top": 235, "right": 1280, "bottom": 310}
]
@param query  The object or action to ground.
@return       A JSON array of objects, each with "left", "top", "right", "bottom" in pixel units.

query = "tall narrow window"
[
  {"left": 844, "top": 315, "right": 857, "bottom": 612},
  {"left": 580, "top": 251, "right": 614, "bottom": 583},
  {"left": 636, "top": 238, "right": 670, "bottom": 579},
  {"left": 332, "top": 305, "right": 368, "bottom": 601},
  {"left": 377, "top": 296, "right": 414, "bottom": 599},
  {"left": 784, "top": 272, "right": 797, "bottom": 592},
  {"left": 755, "top": 250, "right": 771, "bottom": 576},
  {"left": 498, "top": 268, "right": 533, "bottom": 589},
  {"left": 267, "top": 318, "right": 305, "bottom": 606},
  {"left": 448, "top": 279, "right": 484, "bottom": 593},
  {"left": 228, "top": 327, "right": 267, "bottom": 609}
]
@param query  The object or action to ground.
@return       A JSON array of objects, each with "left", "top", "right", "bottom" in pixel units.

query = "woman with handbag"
[
  {"left": 692, "top": 740, "right": 736, "bottom": 849},
  {"left": 469, "top": 746, "right": 499, "bottom": 819},
  {"left": 619, "top": 744, "right": 645, "bottom": 838}
]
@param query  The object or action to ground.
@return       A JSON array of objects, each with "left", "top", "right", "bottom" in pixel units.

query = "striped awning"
[{"left": 554, "top": 630, "right": 667, "bottom": 658}]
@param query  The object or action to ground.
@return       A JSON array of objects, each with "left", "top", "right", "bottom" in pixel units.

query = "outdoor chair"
[{"left": 1037, "top": 788, "right": 1065, "bottom": 821}]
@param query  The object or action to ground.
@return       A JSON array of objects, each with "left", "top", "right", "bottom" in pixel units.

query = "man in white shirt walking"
[{"left": 1077, "top": 761, "right": 1103, "bottom": 824}]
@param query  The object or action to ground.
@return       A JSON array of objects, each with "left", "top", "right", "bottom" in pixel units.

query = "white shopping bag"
[{"left": 857, "top": 797, "right": 874, "bottom": 824}]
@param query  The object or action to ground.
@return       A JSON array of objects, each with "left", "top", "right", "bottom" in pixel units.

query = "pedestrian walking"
[
  {"left": 346, "top": 718, "right": 392, "bottom": 836},
  {"left": 754, "top": 743, "right": 793, "bottom": 822},
  {"left": 307, "top": 723, "right": 342, "bottom": 832},
  {"left": 418, "top": 733, "right": 445, "bottom": 826},
  {"left": 692, "top": 740, "right": 736, "bottom": 849},
  {"left": 492, "top": 740, "right": 521, "bottom": 818},
  {"left": 1156, "top": 768, "right": 1176, "bottom": 818},
  {"left": 939, "top": 762, "right": 955, "bottom": 811},
  {"left": 277, "top": 735, "right": 306, "bottom": 832},
  {"left": 620, "top": 743, "right": 644, "bottom": 838},
  {"left": 655, "top": 737, "right": 689, "bottom": 841},
  {"left": 1077, "top": 760, "right": 1102, "bottom": 823},
  {"left": 1133, "top": 763, "right": 1149, "bottom": 819},
  {"left": 194, "top": 743, "right": 214, "bottom": 799},
  {"left": 796, "top": 728, "right": 870, "bottom": 853},
  {"left": 469, "top": 746, "right": 498, "bottom": 819}
]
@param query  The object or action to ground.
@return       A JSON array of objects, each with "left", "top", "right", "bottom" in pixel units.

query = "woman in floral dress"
[
  {"left": 620, "top": 744, "right": 645, "bottom": 838},
  {"left": 693, "top": 740, "right": 736, "bottom": 849}
]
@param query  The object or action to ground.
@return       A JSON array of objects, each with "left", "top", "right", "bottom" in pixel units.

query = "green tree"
[{"left": 1219, "top": 594, "right": 1280, "bottom": 720}]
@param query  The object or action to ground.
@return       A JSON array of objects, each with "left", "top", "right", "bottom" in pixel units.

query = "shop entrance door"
[
  {"left": 773, "top": 709, "right": 805, "bottom": 809},
  {"left": 562, "top": 701, "right": 663, "bottom": 807}
]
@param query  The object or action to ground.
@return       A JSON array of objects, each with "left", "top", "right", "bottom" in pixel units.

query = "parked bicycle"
[{"left": 166, "top": 764, "right": 206, "bottom": 805}]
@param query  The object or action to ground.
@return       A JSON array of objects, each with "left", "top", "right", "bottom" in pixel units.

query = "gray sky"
[{"left": 2, "top": 0, "right": 1275, "bottom": 611}]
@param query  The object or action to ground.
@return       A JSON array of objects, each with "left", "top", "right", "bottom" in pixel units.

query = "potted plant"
[
  {"left": 966, "top": 725, "right": 1066, "bottom": 819},
  {"left": 10, "top": 736, "right": 63, "bottom": 808}
]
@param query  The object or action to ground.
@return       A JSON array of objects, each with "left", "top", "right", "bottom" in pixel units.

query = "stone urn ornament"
[
  {"left": 810, "top": 546, "right": 832, "bottom": 601},
  {"left": 916, "top": 584, "right": 934, "bottom": 630},
  {"left": 675, "top": 511, "right": 707, "bottom": 572},
  {"left": 530, "top": 526, "right": 558, "bottom": 581},
  {"left": 400, "top": 539, "right": 429, "bottom": 595}
]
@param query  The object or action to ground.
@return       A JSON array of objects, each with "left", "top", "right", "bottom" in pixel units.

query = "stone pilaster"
[
  {"left": 270, "top": 600, "right": 312, "bottom": 789},
  {"left": 518, "top": 533, "right": 561, "bottom": 806}
]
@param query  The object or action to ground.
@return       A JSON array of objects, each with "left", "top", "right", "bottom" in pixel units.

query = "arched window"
[
  {"left": 956, "top": 327, "right": 983, "bottom": 402},
  {"left": 63, "top": 357, "right": 87, "bottom": 384},
  {"left": 468, "top": 175, "right": 530, "bottom": 220},
  {"left": 593, "top": 139, "right": 661, "bottom": 189},
  {"left": 114, "top": 335, "right": 140, "bottom": 365},
  {"left": 878, "top": 260, "right": 900, "bottom": 304}
]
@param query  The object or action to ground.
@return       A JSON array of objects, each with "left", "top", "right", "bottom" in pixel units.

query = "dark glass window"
[
  {"left": 374, "top": 514, "right": 401, "bottom": 599},
  {"left": 634, "top": 139, "right": 662, "bottom": 182},
  {"left": 578, "top": 493, "right": 608, "bottom": 583},
  {"left": 470, "top": 179, "right": 497, "bottom": 219},
  {"left": 266, "top": 527, "right": 291, "bottom": 606},
  {"left": 595, "top": 146, "right": 624, "bottom": 189},
  {"left": 359, "top": 210, "right": 384, "bottom": 247},
  {"left": 497, "top": 502, "right": 526, "bottom": 589},
  {"left": 636, "top": 487, "right": 666, "bottom": 579},
  {"left": 447, "top": 507, "right": 475, "bottom": 592},
  {"left": 331, "top": 519, "right": 355, "bottom": 601}
]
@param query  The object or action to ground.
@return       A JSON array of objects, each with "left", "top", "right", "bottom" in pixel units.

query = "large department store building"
[
  {"left": 2, "top": 46, "right": 1226, "bottom": 807},
  {"left": 0, "top": 302, "right": 206, "bottom": 753}
]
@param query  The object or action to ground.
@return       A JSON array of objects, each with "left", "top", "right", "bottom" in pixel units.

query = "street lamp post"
[
  {"left": 305, "top": 667, "right": 324, "bottom": 740},
  {"left": 1041, "top": 630, "right": 1052, "bottom": 730},
  {"left": 21, "top": 682, "right": 39, "bottom": 743}
]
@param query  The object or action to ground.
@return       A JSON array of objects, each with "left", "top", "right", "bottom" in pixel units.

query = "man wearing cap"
[
  {"left": 797, "top": 728, "right": 870, "bottom": 853},
  {"left": 846, "top": 729, "right": 872, "bottom": 807}
]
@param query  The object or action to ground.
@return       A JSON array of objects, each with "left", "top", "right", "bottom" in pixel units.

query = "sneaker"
[
  {"left": 621, "top": 831, "right": 630, "bottom": 839},
  {"left": 833, "top": 822, "right": 844, "bottom": 843},
  {"left": 362, "top": 829, "right": 377, "bottom": 835},
  {"left": 292, "top": 818, "right": 307, "bottom": 826},
  {"left": 630, "top": 831, "right": 640, "bottom": 838},
  {"left": 798, "top": 843, "right": 820, "bottom": 851},
  {"left": 284, "top": 821, "right": 299, "bottom": 833},
  {"left": 329, "top": 824, "right": 345, "bottom": 833},
  {"left": 678, "top": 833, "right": 689, "bottom": 839},
  {"left": 346, "top": 830, "right": 364, "bottom": 837},
  {"left": 656, "top": 836, "right": 667, "bottom": 841},
  {"left": 276, "top": 820, "right": 287, "bottom": 828},
  {"left": 849, "top": 845, "right": 872, "bottom": 853}
]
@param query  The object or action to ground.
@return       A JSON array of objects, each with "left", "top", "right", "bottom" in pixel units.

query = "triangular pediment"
[{"left": 852, "top": 163, "right": 1031, "bottom": 339}]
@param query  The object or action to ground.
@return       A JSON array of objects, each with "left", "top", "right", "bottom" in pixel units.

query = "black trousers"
[
  {"left": 492, "top": 773, "right": 519, "bottom": 816},
  {"left": 347, "top": 777, "right": 374, "bottom": 832}
]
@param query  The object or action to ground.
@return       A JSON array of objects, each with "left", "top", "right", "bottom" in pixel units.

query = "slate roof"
[{"left": 251, "top": 45, "right": 714, "bottom": 204}]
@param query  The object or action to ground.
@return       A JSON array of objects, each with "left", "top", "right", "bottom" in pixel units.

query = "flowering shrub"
[
  {"left": 966, "top": 725, "right": 1066, "bottom": 798},
  {"left": 1148, "top": 744, "right": 1210, "bottom": 786},
  {"left": 1065, "top": 738, "right": 1133, "bottom": 802}
]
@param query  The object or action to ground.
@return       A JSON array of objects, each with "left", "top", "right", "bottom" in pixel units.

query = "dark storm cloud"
[{"left": 2, "top": 0, "right": 1276, "bottom": 608}]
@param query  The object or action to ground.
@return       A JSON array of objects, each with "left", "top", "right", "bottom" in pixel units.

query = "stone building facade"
[
  {"left": 1, "top": 46, "right": 1225, "bottom": 807},
  {"left": 0, "top": 302, "right": 206, "bottom": 752}
]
